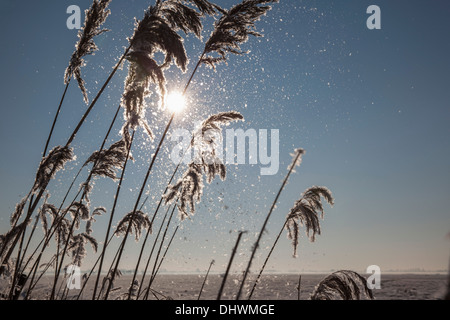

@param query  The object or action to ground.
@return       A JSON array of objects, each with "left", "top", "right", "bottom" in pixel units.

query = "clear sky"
[{"left": 0, "top": 0, "right": 449, "bottom": 276}]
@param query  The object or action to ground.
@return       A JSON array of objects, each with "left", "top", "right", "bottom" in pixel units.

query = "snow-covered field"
[{"left": 3, "top": 273, "right": 446, "bottom": 300}]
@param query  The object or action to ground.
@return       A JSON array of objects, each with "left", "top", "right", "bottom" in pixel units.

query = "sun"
[{"left": 166, "top": 91, "right": 186, "bottom": 113}]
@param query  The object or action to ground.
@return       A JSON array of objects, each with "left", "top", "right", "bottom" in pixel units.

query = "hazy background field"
[{"left": 3, "top": 273, "right": 446, "bottom": 300}]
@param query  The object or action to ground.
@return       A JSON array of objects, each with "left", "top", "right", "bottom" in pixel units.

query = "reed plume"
[
  {"left": 164, "top": 112, "right": 244, "bottom": 220},
  {"left": 198, "top": 259, "right": 215, "bottom": 300},
  {"left": 115, "top": 211, "right": 152, "bottom": 242},
  {"left": 0, "top": 259, "right": 14, "bottom": 280},
  {"left": 38, "top": 202, "right": 59, "bottom": 237},
  {"left": 121, "top": 0, "right": 212, "bottom": 146},
  {"left": 185, "top": 0, "right": 219, "bottom": 15},
  {"left": 310, "top": 270, "right": 374, "bottom": 300},
  {"left": 64, "top": 0, "right": 112, "bottom": 104},
  {"left": 0, "top": 224, "right": 27, "bottom": 266},
  {"left": 202, "top": 0, "right": 279, "bottom": 69},
  {"left": 68, "top": 233, "right": 98, "bottom": 267},
  {"left": 286, "top": 186, "right": 334, "bottom": 257},
  {"left": 9, "top": 197, "right": 27, "bottom": 227},
  {"left": 84, "top": 139, "right": 131, "bottom": 180},
  {"left": 34, "top": 146, "right": 75, "bottom": 193},
  {"left": 65, "top": 202, "right": 90, "bottom": 230},
  {"left": 86, "top": 207, "right": 106, "bottom": 235},
  {"left": 238, "top": 147, "right": 305, "bottom": 300}
]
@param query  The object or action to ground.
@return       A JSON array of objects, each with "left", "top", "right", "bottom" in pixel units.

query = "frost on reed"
[
  {"left": 0, "top": 259, "right": 13, "bottom": 280},
  {"left": 86, "top": 207, "right": 106, "bottom": 235},
  {"left": 68, "top": 233, "right": 98, "bottom": 267},
  {"left": 9, "top": 197, "right": 27, "bottom": 227},
  {"left": 310, "top": 270, "right": 374, "bottom": 300},
  {"left": 0, "top": 223, "right": 28, "bottom": 261},
  {"left": 121, "top": 0, "right": 216, "bottom": 147},
  {"left": 38, "top": 201, "right": 59, "bottom": 237},
  {"left": 288, "top": 148, "right": 305, "bottom": 173},
  {"left": 115, "top": 211, "right": 151, "bottom": 242},
  {"left": 64, "top": 0, "right": 112, "bottom": 104},
  {"left": 164, "top": 112, "right": 244, "bottom": 220},
  {"left": 286, "top": 186, "right": 334, "bottom": 257},
  {"left": 33, "top": 146, "right": 75, "bottom": 193},
  {"left": 201, "top": 0, "right": 279, "bottom": 69},
  {"left": 84, "top": 139, "right": 131, "bottom": 180}
]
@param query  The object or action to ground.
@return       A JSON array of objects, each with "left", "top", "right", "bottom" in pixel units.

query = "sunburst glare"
[{"left": 166, "top": 91, "right": 186, "bottom": 113}]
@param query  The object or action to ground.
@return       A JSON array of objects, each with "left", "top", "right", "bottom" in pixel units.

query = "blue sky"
[{"left": 0, "top": 0, "right": 449, "bottom": 275}]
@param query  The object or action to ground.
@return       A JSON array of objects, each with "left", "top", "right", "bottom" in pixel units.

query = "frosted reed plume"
[
  {"left": 240, "top": 148, "right": 305, "bottom": 300},
  {"left": 288, "top": 148, "right": 305, "bottom": 172},
  {"left": 164, "top": 112, "right": 244, "bottom": 220},
  {"left": 84, "top": 139, "right": 131, "bottom": 180},
  {"left": 65, "top": 202, "right": 90, "bottom": 230},
  {"left": 115, "top": 211, "right": 152, "bottom": 242},
  {"left": 121, "top": 0, "right": 214, "bottom": 147},
  {"left": 86, "top": 207, "right": 106, "bottom": 235},
  {"left": 64, "top": 0, "right": 112, "bottom": 104},
  {"left": 310, "top": 270, "right": 374, "bottom": 300},
  {"left": 286, "top": 186, "right": 334, "bottom": 257},
  {"left": 9, "top": 197, "right": 27, "bottom": 227},
  {"left": 33, "top": 146, "right": 75, "bottom": 193},
  {"left": 38, "top": 201, "right": 59, "bottom": 237},
  {"left": 68, "top": 233, "right": 98, "bottom": 267},
  {"left": 0, "top": 223, "right": 28, "bottom": 262},
  {"left": 201, "top": 0, "right": 279, "bottom": 69}
]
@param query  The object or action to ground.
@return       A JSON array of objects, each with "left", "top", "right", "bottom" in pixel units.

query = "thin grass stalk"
[
  {"left": 236, "top": 151, "right": 303, "bottom": 300},
  {"left": 248, "top": 220, "right": 286, "bottom": 300},
  {"left": 25, "top": 244, "right": 64, "bottom": 299},
  {"left": 49, "top": 195, "right": 85, "bottom": 299},
  {"left": 103, "top": 113, "right": 175, "bottom": 300},
  {"left": 43, "top": 81, "right": 71, "bottom": 157},
  {"left": 56, "top": 272, "right": 68, "bottom": 300},
  {"left": 20, "top": 166, "right": 84, "bottom": 275},
  {"left": 0, "top": 46, "right": 132, "bottom": 270},
  {"left": 21, "top": 185, "right": 85, "bottom": 300},
  {"left": 127, "top": 48, "right": 210, "bottom": 295},
  {"left": 136, "top": 208, "right": 170, "bottom": 299},
  {"left": 129, "top": 161, "right": 182, "bottom": 296},
  {"left": 297, "top": 274, "right": 302, "bottom": 300},
  {"left": 17, "top": 216, "right": 39, "bottom": 271},
  {"left": 126, "top": 200, "right": 166, "bottom": 298},
  {"left": 75, "top": 223, "right": 127, "bottom": 300},
  {"left": 91, "top": 130, "right": 136, "bottom": 299},
  {"left": 148, "top": 225, "right": 179, "bottom": 288},
  {"left": 75, "top": 233, "right": 114, "bottom": 300},
  {"left": 217, "top": 231, "right": 246, "bottom": 301},
  {"left": 66, "top": 45, "right": 132, "bottom": 146},
  {"left": 0, "top": 189, "right": 32, "bottom": 264},
  {"left": 49, "top": 106, "right": 125, "bottom": 300},
  {"left": 198, "top": 259, "right": 215, "bottom": 300},
  {"left": 8, "top": 197, "right": 36, "bottom": 299},
  {"left": 445, "top": 250, "right": 450, "bottom": 300},
  {"left": 8, "top": 225, "right": 27, "bottom": 299},
  {"left": 142, "top": 204, "right": 177, "bottom": 300}
]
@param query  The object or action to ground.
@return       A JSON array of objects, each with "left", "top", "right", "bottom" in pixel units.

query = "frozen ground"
[{"left": 2, "top": 273, "right": 447, "bottom": 300}]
